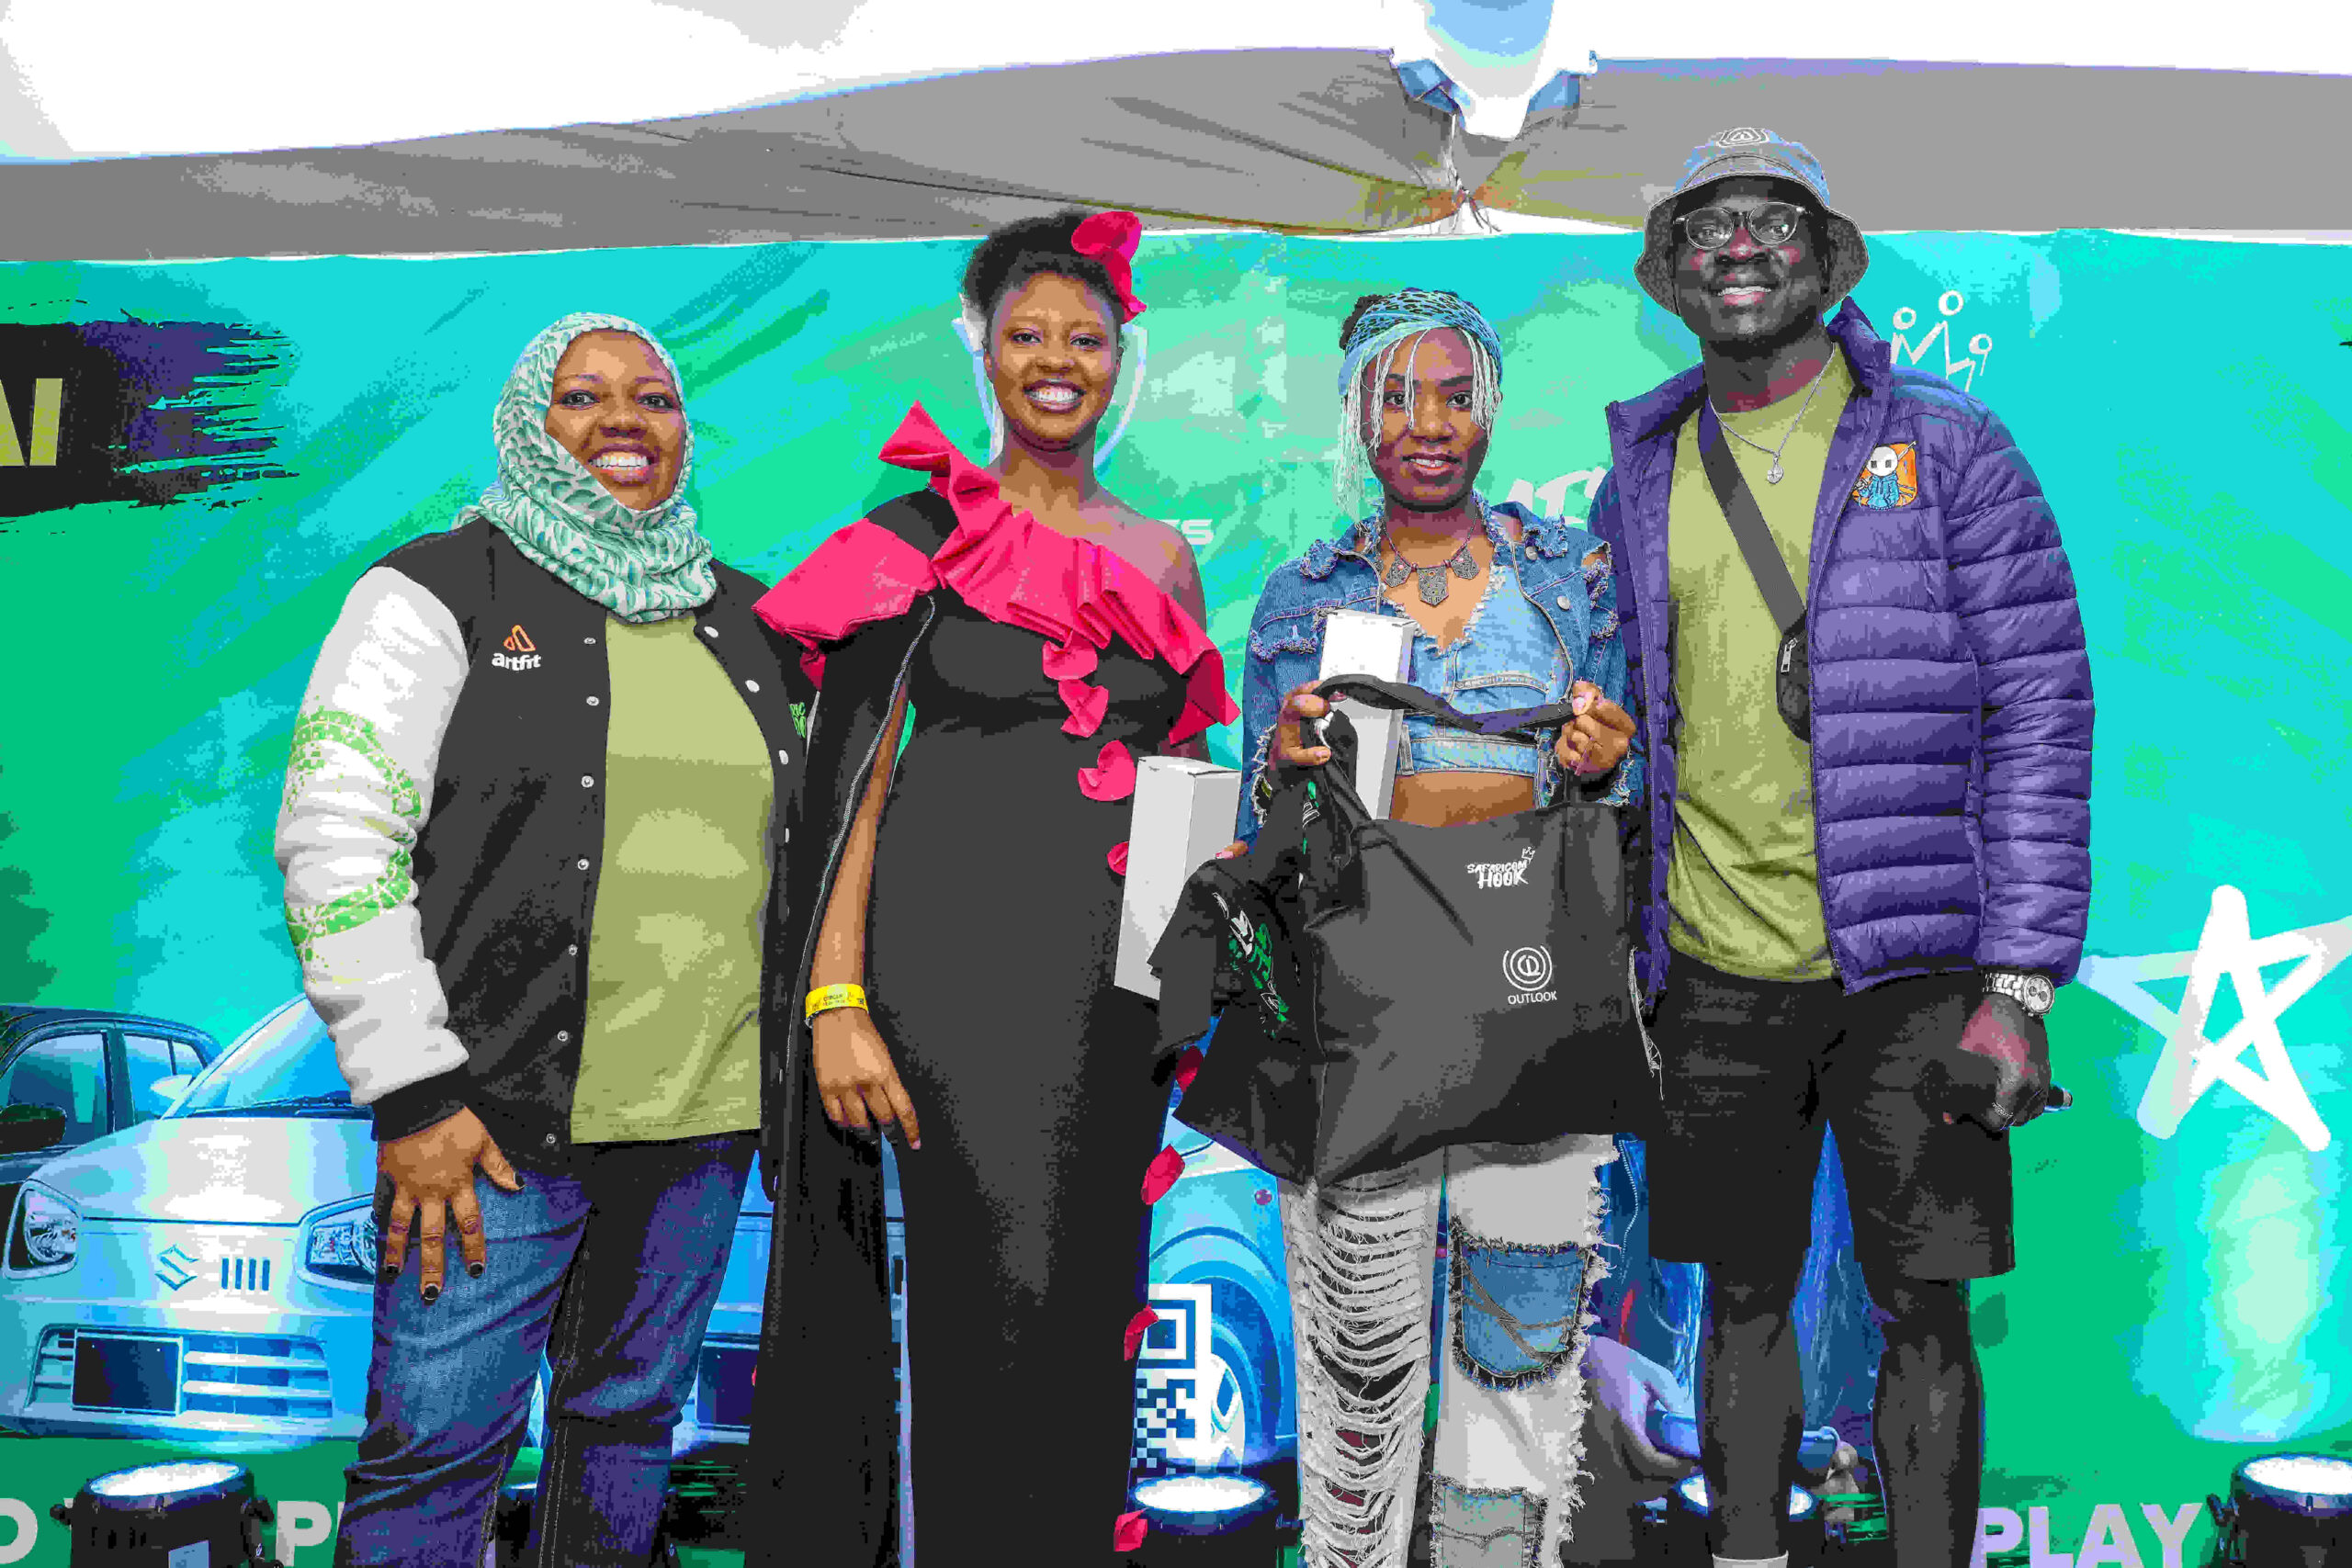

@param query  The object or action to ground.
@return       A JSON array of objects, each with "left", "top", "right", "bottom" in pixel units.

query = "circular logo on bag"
[{"left": 1503, "top": 945, "right": 1555, "bottom": 993}]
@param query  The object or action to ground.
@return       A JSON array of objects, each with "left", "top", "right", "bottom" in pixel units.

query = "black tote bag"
[{"left": 1166, "top": 675, "right": 1661, "bottom": 1186}]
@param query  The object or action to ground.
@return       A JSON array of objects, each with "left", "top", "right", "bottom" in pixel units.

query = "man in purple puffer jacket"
[{"left": 1587, "top": 129, "right": 2093, "bottom": 1568}]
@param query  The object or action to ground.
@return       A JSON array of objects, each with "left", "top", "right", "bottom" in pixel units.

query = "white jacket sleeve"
[{"left": 275, "top": 565, "right": 471, "bottom": 1113}]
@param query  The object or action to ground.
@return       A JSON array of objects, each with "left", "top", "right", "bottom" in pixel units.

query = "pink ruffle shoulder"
[{"left": 753, "top": 402, "right": 1239, "bottom": 830}]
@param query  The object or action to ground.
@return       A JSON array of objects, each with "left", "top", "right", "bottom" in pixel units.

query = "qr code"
[
  {"left": 1130, "top": 1376, "right": 1201, "bottom": 1475},
  {"left": 1131, "top": 1282, "right": 1213, "bottom": 1474}
]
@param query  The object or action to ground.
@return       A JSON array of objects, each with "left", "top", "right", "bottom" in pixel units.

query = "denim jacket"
[{"left": 1234, "top": 498, "right": 1642, "bottom": 845}]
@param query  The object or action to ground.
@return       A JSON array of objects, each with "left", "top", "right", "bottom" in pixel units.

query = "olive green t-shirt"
[
  {"left": 571, "top": 613, "right": 771, "bottom": 1142},
  {"left": 1662, "top": 348, "right": 1857, "bottom": 983}
]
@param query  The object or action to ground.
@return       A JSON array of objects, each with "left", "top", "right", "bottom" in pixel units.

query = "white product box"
[
  {"left": 1114, "top": 756, "right": 1245, "bottom": 999},
  {"left": 1316, "top": 607, "right": 1414, "bottom": 819}
]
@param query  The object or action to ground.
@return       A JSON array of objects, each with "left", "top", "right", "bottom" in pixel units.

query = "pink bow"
[
  {"left": 876, "top": 401, "right": 956, "bottom": 473},
  {"left": 878, "top": 402, "right": 999, "bottom": 517},
  {"left": 1070, "top": 209, "right": 1147, "bottom": 323}
]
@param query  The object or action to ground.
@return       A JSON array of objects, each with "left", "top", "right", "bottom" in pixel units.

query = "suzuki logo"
[{"left": 155, "top": 1245, "right": 198, "bottom": 1292}]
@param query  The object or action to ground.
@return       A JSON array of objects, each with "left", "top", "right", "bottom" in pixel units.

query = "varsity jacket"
[{"left": 274, "top": 518, "right": 811, "bottom": 1155}]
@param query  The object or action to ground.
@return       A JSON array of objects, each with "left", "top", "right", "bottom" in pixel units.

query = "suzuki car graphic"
[
  {"left": 0, "top": 998, "right": 816, "bottom": 1453},
  {"left": 0, "top": 997, "right": 382, "bottom": 1448},
  {"left": 0, "top": 996, "right": 1284, "bottom": 1468}
]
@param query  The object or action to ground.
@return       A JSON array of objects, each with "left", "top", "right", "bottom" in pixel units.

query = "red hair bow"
[{"left": 1070, "top": 209, "right": 1147, "bottom": 323}]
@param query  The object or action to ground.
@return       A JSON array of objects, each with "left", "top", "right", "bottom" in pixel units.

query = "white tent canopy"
[
  {"left": 0, "top": 0, "right": 2341, "bottom": 258},
  {"left": 3, "top": 0, "right": 2345, "bottom": 159}
]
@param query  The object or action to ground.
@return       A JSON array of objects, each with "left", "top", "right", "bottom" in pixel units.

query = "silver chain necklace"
[{"left": 1709, "top": 362, "right": 1828, "bottom": 485}]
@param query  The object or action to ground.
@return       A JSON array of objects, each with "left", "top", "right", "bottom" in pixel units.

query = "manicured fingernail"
[
  {"left": 910, "top": 1140, "right": 922, "bottom": 1150},
  {"left": 1573, "top": 692, "right": 1592, "bottom": 715},
  {"left": 421, "top": 1284, "right": 441, "bottom": 1303},
  {"left": 468, "top": 1262, "right": 485, "bottom": 1278},
  {"left": 380, "top": 1265, "right": 400, "bottom": 1281}
]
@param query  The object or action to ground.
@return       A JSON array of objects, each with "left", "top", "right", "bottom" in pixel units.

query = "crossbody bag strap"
[{"left": 1695, "top": 403, "right": 1806, "bottom": 634}]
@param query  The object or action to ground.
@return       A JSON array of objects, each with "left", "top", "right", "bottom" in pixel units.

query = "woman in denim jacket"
[{"left": 1219, "top": 289, "right": 1674, "bottom": 1568}]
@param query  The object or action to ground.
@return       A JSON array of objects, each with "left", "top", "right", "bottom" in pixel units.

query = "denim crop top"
[
  {"left": 1236, "top": 496, "right": 1637, "bottom": 845},
  {"left": 1385, "top": 513, "right": 1574, "bottom": 780}
]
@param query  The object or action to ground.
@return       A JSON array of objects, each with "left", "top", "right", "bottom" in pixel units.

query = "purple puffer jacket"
[{"left": 1589, "top": 299, "right": 2093, "bottom": 1005}]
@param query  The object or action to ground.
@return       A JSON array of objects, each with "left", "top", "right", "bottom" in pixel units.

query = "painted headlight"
[
  {"left": 16, "top": 1183, "right": 79, "bottom": 1269},
  {"left": 303, "top": 1203, "right": 379, "bottom": 1285}
]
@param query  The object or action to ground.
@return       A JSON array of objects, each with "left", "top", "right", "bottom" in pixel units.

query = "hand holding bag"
[{"left": 1160, "top": 675, "right": 1661, "bottom": 1185}]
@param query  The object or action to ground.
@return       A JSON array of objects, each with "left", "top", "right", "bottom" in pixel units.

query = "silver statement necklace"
[
  {"left": 1381, "top": 534, "right": 1480, "bottom": 606},
  {"left": 1710, "top": 362, "right": 1829, "bottom": 485}
]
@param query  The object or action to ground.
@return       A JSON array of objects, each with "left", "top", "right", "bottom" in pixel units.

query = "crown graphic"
[
  {"left": 1890, "top": 289, "right": 1991, "bottom": 394},
  {"left": 503, "top": 626, "right": 537, "bottom": 654}
]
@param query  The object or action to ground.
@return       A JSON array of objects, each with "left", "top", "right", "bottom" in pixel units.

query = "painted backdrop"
[{"left": 1, "top": 229, "right": 2347, "bottom": 1568}]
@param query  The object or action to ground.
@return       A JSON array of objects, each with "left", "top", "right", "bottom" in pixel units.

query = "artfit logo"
[
  {"left": 492, "top": 624, "right": 542, "bottom": 671},
  {"left": 1503, "top": 945, "right": 1556, "bottom": 1006},
  {"left": 1468, "top": 846, "right": 1538, "bottom": 889}
]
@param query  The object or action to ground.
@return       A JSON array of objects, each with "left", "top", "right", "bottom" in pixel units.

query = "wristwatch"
[{"left": 1983, "top": 969, "right": 2056, "bottom": 1018}]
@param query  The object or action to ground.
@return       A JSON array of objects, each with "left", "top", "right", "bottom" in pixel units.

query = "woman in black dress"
[{"left": 746, "top": 209, "right": 1235, "bottom": 1565}]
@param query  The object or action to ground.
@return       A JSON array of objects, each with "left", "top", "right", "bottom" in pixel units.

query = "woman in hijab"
[
  {"left": 276, "top": 312, "right": 808, "bottom": 1567},
  {"left": 746, "top": 209, "right": 1234, "bottom": 1564}
]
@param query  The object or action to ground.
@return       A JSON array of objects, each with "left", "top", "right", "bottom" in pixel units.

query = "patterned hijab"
[{"left": 466, "top": 311, "right": 718, "bottom": 623}]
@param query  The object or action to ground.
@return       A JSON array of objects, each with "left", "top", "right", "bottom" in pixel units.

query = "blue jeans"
[{"left": 336, "top": 1130, "right": 755, "bottom": 1568}]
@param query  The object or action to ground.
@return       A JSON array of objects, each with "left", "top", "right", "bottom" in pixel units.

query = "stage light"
[
  {"left": 1135, "top": 1473, "right": 1274, "bottom": 1535},
  {"left": 1124, "top": 1469, "right": 1282, "bottom": 1563},
  {"left": 1672, "top": 1473, "right": 1819, "bottom": 1522},
  {"left": 48, "top": 1460, "right": 278, "bottom": 1565},
  {"left": 1668, "top": 1472, "right": 1825, "bottom": 1564},
  {"left": 2207, "top": 1452, "right": 2352, "bottom": 1567}
]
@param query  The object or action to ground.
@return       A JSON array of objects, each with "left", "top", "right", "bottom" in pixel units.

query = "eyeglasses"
[{"left": 1676, "top": 202, "right": 1807, "bottom": 252}]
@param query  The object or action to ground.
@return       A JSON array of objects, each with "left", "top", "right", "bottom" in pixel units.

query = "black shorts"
[{"left": 1646, "top": 954, "right": 2014, "bottom": 1285}]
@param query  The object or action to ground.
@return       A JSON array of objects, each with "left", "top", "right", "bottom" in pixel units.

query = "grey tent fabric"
[
  {"left": 1491, "top": 59, "right": 2340, "bottom": 233},
  {"left": 0, "top": 50, "right": 1466, "bottom": 262},
  {"left": 0, "top": 51, "right": 2338, "bottom": 262}
]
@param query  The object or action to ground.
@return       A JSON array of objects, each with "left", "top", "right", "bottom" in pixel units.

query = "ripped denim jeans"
[{"left": 1280, "top": 1133, "right": 1617, "bottom": 1568}]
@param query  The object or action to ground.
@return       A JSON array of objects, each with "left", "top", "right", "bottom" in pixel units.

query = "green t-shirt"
[
  {"left": 1662, "top": 348, "right": 1857, "bottom": 983},
  {"left": 571, "top": 613, "right": 772, "bottom": 1142}
]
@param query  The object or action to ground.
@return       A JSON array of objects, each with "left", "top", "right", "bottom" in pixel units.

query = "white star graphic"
[{"left": 2075, "top": 886, "right": 2349, "bottom": 1153}]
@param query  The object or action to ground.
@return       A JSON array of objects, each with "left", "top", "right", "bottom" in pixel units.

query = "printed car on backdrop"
[
  {"left": 0, "top": 998, "right": 804, "bottom": 1452},
  {"left": 0, "top": 1007, "right": 219, "bottom": 1269},
  {"left": 0, "top": 997, "right": 1275, "bottom": 1464}
]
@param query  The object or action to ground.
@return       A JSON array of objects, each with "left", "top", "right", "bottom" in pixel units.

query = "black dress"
[
  {"left": 743, "top": 404, "right": 1236, "bottom": 1567},
  {"left": 871, "top": 595, "right": 1178, "bottom": 1561}
]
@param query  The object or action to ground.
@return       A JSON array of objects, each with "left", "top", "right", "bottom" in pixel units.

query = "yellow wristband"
[{"left": 805, "top": 983, "right": 868, "bottom": 1021}]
